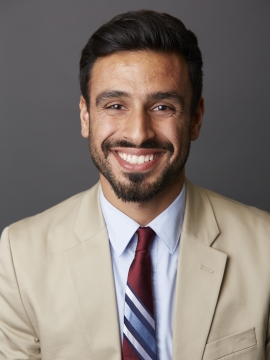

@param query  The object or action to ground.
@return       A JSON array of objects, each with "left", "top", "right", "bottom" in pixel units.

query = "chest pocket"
[{"left": 202, "top": 328, "right": 257, "bottom": 360}]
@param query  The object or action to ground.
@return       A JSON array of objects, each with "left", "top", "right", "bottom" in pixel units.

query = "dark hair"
[{"left": 79, "top": 10, "right": 203, "bottom": 115}]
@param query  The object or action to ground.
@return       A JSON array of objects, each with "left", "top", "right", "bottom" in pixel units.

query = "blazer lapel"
[
  {"left": 172, "top": 180, "right": 227, "bottom": 360},
  {"left": 65, "top": 184, "right": 121, "bottom": 360}
]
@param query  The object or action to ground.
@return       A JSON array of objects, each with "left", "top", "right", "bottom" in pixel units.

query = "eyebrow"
[
  {"left": 95, "top": 90, "right": 185, "bottom": 107},
  {"left": 96, "top": 91, "right": 130, "bottom": 106},
  {"left": 147, "top": 91, "right": 185, "bottom": 107}
]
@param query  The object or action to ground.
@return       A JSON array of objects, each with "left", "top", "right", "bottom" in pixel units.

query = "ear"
[
  {"left": 79, "top": 96, "right": 89, "bottom": 138},
  {"left": 190, "top": 97, "right": 204, "bottom": 141}
]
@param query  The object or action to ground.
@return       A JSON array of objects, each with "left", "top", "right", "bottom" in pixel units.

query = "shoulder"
[
  {"left": 189, "top": 180, "right": 270, "bottom": 263},
  {"left": 185, "top": 179, "right": 270, "bottom": 247},
  {"left": 3, "top": 183, "right": 100, "bottom": 248},
  {"left": 204, "top": 186, "right": 270, "bottom": 226},
  {"left": 185, "top": 180, "right": 270, "bottom": 275},
  {"left": 187, "top": 179, "right": 270, "bottom": 222}
]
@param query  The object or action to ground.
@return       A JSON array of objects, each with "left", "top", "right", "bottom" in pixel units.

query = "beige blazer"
[{"left": 0, "top": 179, "right": 270, "bottom": 360}]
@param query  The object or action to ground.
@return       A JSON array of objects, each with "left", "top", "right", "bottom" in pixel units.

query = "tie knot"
[{"left": 136, "top": 227, "right": 155, "bottom": 252}]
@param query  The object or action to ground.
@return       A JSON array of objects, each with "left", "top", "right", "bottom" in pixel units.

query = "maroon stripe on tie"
[
  {"left": 122, "top": 336, "right": 141, "bottom": 359},
  {"left": 127, "top": 227, "right": 155, "bottom": 315}
]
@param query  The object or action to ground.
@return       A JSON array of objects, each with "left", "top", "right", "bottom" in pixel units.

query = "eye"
[
  {"left": 151, "top": 104, "right": 175, "bottom": 117},
  {"left": 106, "top": 104, "right": 125, "bottom": 110},
  {"left": 153, "top": 105, "right": 170, "bottom": 111},
  {"left": 105, "top": 103, "right": 128, "bottom": 117}
]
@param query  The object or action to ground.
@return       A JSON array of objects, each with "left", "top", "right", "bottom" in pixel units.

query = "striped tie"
[{"left": 122, "top": 227, "right": 157, "bottom": 360}]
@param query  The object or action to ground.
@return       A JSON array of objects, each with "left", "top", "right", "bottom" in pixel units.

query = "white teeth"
[
  {"left": 131, "top": 155, "right": 138, "bottom": 164},
  {"left": 138, "top": 155, "right": 144, "bottom": 164},
  {"left": 118, "top": 152, "right": 156, "bottom": 164}
]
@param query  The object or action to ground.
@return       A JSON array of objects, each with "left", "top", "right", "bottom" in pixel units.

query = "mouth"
[
  {"left": 117, "top": 151, "right": 162, "bottom": 164},
  {"left": 111, "top": 148, "right": 166, "bottom": 171}
]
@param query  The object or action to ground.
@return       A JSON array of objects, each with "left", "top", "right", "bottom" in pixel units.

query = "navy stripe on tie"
[
  {"left": 124, "top": 317, "right": 156, "bottom": 359},
  {"left": 125, "top": 294, "right": 155, "bottom": 337},
  {"left": 127, "top": 283, "right": 155, "bottom": 320},
  {"left": 125, "top": 303, "right": 156, "bottom": 353}
]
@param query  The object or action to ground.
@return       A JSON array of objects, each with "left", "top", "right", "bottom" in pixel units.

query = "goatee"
[{"left": 88, "top": 133, "right": 190, "bottom": 202}]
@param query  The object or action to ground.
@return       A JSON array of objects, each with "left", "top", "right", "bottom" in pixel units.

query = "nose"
[{"left": 121, "top": 109, "right": 156, "bottom": 146}]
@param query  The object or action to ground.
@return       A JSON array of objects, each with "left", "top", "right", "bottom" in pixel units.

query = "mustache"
[{"left": 101, "top": 139, "right": 174, "bottom": 156}]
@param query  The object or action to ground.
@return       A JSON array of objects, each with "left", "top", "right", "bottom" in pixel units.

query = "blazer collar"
[
  {"left": 72, "top": 178, "right": 220, "bottom": 246},
  {"left": 183, "top": 178, "right": 220, "bottom": 246},
  {"left": 73, "top": 182, "right": 105, "bottom": 242}
]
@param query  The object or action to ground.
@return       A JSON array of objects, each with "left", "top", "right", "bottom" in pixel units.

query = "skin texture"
[{"left": 80, "top": 51, "right": 204, "bottom": 225}]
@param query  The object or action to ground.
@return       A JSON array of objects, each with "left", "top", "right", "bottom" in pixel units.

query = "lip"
[
  {"left": 111, "top": 148, "right": 166, "bottom": 171},
  {"left": 111, "top": 147, "right": 165, "bottom": 156}
]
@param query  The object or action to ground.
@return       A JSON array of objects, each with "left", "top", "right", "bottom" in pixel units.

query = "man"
[{"left": 0, "top": 9, "right": 270, "bottom": 360}]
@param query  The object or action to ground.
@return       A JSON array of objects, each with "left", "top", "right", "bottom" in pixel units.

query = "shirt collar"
[{"left": 99, "top": 184, "right": 186, "bottom": 256}]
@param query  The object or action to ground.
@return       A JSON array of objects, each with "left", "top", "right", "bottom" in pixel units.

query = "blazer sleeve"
[
  {"left": 0, "top": 227, "right": 41, "bottom": 359},
  {"left": 266, "top": 342, "right": 270, "bottom": 359},
  {"left": 266, "top": 315, "right": 270, "bottom": 359}
]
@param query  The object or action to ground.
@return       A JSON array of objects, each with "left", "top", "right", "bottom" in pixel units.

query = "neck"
[{"left": 100, "top": 172, "right": 185, "bottom": 226}]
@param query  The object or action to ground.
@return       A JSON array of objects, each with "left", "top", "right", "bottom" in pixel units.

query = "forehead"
[{"left": 90, "top": 50, "right": 191, "bottom": 98}]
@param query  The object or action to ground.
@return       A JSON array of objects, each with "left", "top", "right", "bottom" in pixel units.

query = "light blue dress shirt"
[{"left": 99, "top": 185, "right": 186, "bottom": 360}]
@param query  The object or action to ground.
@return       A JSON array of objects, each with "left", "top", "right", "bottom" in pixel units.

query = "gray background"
[{"left": 1, "top": 0, "right": 269, "bottom": 232}]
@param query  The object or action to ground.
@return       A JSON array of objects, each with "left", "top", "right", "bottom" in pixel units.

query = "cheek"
[
  {"left": 164, "top": 121, "right": 190, "bottom": 151},
  {"left": 159, "top": 121, "right": 182, "bottom": 143},
  {"left": 90, "top": 112, "right": 118, "bottom": 143}
]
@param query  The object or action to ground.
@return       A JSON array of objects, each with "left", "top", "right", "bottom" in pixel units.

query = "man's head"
[
  {"left": 79, "top": 10, "right": 203, "bottom": 117},
  {"left": 79, "top": 10, "right": 204, "bottom": 204}
]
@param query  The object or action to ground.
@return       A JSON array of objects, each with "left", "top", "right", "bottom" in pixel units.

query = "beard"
[{"left": 88, "top": 129, "right": 191, "bottom": 203}]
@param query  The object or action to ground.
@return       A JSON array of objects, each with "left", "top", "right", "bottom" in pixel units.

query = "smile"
[{"left": 117, "top": 151, "right": 161, "bottom": 164}]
